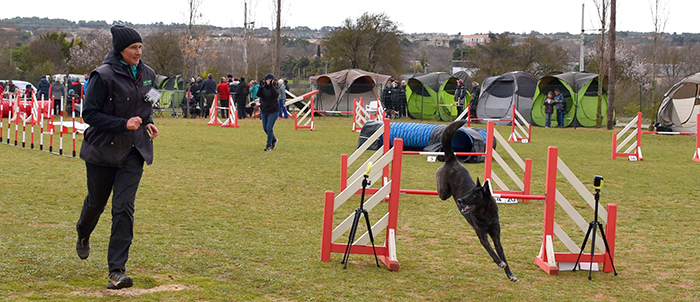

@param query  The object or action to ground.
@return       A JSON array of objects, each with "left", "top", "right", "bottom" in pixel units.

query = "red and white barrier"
[
  {"left": 321, "top": 138, "right": 404, "bottom": 271},
  {"left": 613, "top": 112, "right": 698, "bottom": 161},
  {"left": 694, "top": 114, "right": 700, "bottom": 162},
  {"left": 341, "top": 119, "right": 535, "bottom": 203},
  {"left": 207, "top": 95, "right": 223, "bottom": 126},
  {"left": 459, "top": 105, "right": 531, "bottom": 143},
  {"left": 330, "top": 119, "right": 618, "bottom": 275},
  {"left": 536, "top": 146, "right": 618, "bottom": 275},
  {"left": 292, "top": 90, "right": 320, "bottom": 131},
  {"left": 612, "top": 112, "right": 643, "bottom": 161},
  {"left": 352, "top": 98, "right": 385, "bottom": 132},
  {"left": 221, "top": 96, "right": 239, "bottom": 128}
]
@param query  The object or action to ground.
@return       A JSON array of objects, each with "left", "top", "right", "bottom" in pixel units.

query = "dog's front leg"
[
  {"left": 475, "top": 231, "right": 504, "bottom": 267},
  {"left": 491, "top": 233, "right": 518, "bottom": 282}
]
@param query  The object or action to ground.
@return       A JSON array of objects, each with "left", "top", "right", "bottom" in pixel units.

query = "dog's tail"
[{"left": 442, "top": 120, "right": 468, "bottom": 163}]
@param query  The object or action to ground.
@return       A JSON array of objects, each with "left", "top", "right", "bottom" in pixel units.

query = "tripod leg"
[
  {"left": 342, "top": 209, "right": 362, "bottom": 269},
  {"left": 597, "top": 223, "right": 618, "bottom": 276},
  {"left": 362, "top": 209, "right": 380, "bottom": 267},
  {"left": 573, "top": 223, "right": 594, "bottom": 272},
  {"left": 588, "top": 223, "right": 598, "bottom": 280}
]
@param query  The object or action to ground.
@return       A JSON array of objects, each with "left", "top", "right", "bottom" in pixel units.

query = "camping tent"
[
  {"left": 475, "top": 71, "right": 537, "bottom": 125},
  {"left": 531, "top": 72, "right": 613, "bottom": 127},
  {"left": 656, "top": 72, "right": 700, "bottom": 132},
  {"left": 309, "top": 69, "right": 390, "bottom": 114},
  {"left": 156, "top": 75, "right": 185, "bottom": 111},
  {"left": 406, "top": 72, "right": 464, "bottom": 121}
]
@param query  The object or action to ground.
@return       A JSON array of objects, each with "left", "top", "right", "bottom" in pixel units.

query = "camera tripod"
[
  {"left": 573, "top": 175, "right": 618, "bottom": 280},
  {"left": 341, "top": 163, "right": 380, "bottom": 269}
]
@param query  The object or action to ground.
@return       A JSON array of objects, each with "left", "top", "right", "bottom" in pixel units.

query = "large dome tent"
[
  {"left": 406, "top": 72, "right": 465, "bottom": 121},
  {"left": 655, "top": 72, "right": 700, "bottom": 132},
  {"left": 475, "top": 71, "right": 537, "bottom": 125},
  {"left": 531, "top": 72, "right": 613, "bottom": 127},
  {"left": 309, "top": 69, "right": 391, "bottom": 114}
]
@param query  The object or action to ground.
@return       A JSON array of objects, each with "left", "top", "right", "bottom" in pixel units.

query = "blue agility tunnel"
[{"left": 358, "top": 121, "right": 494, "bottom": 163}]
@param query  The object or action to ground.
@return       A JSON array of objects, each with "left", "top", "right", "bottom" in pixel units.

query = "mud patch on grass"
[{"left": 70, "top": 284, "right": 193, "bottom": 297}]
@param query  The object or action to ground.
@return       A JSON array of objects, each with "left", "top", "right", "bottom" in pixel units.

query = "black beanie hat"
[{"left": 111, "top": 25, "right": 142, "bottom": 54}]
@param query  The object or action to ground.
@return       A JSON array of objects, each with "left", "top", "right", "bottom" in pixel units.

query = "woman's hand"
[
  {"left": 126, "top": 116, "right": 142, "bottom": 130},
  {"left": 146, "top": 123, "right": 159, "bottom": 139}
]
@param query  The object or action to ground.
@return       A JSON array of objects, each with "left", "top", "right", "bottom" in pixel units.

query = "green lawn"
[{"left": 1, "top": 116, "right": 698, "bottom": 301}]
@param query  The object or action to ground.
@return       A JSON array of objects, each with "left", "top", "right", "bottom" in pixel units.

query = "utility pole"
[
  {"left": 607, "top": 0, "right": 616, "bottom": 130},
  {"left": 243, "top": 1, "right": 250, "bottom": 74},
  {"left": 580, "top": 3, "right": 585, "bottom": 72},
  {"left": 275, "top": 0, "right": 281, "bottom": 77}
]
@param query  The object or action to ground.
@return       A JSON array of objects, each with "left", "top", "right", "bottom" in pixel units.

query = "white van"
[{"left": 52, "top": 73, "right": 86, "bottom": 84}]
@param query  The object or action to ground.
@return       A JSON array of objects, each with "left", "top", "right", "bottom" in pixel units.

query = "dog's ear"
[
  {"left": 482, "top": 179, "right": 492, "bottom": 197},
  {"left": 475, "top": 178, "right": 481, "bottom": 187}
]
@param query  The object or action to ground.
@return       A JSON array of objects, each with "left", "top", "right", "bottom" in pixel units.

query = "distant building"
[{"left": 463, "top": 35, "right": 490, "bottom": 47}]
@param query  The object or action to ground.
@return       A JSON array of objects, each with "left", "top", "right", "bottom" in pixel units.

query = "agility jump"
[
  {"left": 342, "top": 119, "right": 535, "bottom": 203},
  {"left": 456, "top": 104, "right": 532, "bottom": 144},
  {"left": 320, "top": 138, "right": 404, "bottom": 270},
  {"left": 612, "top": 112, "right": 699, "bottom": 161},
  {"left": 327, "top": 119, "right": 618, "bottom": 275}
]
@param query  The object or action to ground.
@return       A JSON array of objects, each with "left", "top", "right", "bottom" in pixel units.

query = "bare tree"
[
  {"left": 607, "top": 0, "right": 616, "bottom": 129},
  {"left": 144, "top": 29, "right": 184, "bottom": 76},
  {"left": 648, "top": 0, "right": 669, "bottom": 127}
]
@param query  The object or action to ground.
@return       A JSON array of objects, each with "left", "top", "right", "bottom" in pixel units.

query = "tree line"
[{"left": 1, "top": 12, "right": 698, "bottom": 119}]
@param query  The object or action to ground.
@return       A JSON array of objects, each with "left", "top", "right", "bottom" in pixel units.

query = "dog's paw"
[
  {"left": 508, "top": 275, "right": 519, "bottom": 282},
  {"left": 498, "top": 262, "right": 507, "bottom": 269}
]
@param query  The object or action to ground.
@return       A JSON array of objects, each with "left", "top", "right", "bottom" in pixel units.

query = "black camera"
[{"left": 593, "top": 175, "right": 603, "bottom": 190}]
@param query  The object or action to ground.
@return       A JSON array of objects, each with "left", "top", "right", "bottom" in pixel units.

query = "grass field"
[{"left": 1, "top": 115, "right": 699, "bottom": 301}]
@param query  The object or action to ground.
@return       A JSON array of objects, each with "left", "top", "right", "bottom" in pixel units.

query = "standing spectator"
[
  {"left": 382, "top": 79, "right": 394, "bottom": 112},
  {"left": 38, "top": 75, "right": 50, "bottom": 100},
  {"left": 554, "top": 88, "right": 565, "bottom": 128},
  {"left": 454, "top": 80, "right": 466, "bottom": 115},
  {"left": 217, "top": 77, "right": 230, "bottom": 118},
  {"left": 469, "top": 81, "right": 481, "bottom": 118},
  {"left": 76, "top": 24, "right": 159, "bottom": 290},
  {"left": 396, "top": 80, "right": 407, "bottom": 117},
  {"left": 83, "top": 73, "right": 90, "bottom": 99},
  {"left": 51, "top": 78, "right": 66, "bottom": 115},
  {"left": 278, "top": 79, "right": 289, "bottom": 118},
  {"left": 235, "top": 77, "right": 249, "bottom": 119},
  {"left": 248, "top": 80, "right": 259, "bottom": 117},
  {"left": 544, "top": 91, "right": 555, "bottom": 128},
  {"left": 0, "top": 81, "right": 4, "bottom": 97},
  {"left": 202, "top": 73, "right": 217, "bottom": 118},
  {"left": 228, "top": 76, "right": 239, "bottom": 107},
  {"left": 257, "top": 73, "right": 279, "bottom": 151}
]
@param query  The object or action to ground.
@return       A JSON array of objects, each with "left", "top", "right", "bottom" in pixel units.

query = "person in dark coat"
[
  {"left": 37, "top": 75, "right": 50, "bottom": 100},
  {"left": 235, "top": 77, "right": 249, "bottom": 119},
  {"left": 202, "top": 73, "right": 217, "bottom": 117},
  {"left": 75, "top": 25, "right": 159, "bottom": 290},
  {"left": 257, "top": 73, "right": 279, "bottom": 151},
  {"left": 469, "top": 81, "right": 481, "bottom": 118}
]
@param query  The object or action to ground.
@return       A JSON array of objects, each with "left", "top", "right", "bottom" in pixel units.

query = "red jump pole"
[
  {"left": 694, "top": 114, "right": 700, "bottom": 162},
  {"left": 535, "top": 146, "right": 560, "bottom": 275}
]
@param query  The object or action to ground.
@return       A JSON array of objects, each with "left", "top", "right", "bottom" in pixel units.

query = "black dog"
[{"left": 436, "top": 120, "right": 518, "bottom": 282}]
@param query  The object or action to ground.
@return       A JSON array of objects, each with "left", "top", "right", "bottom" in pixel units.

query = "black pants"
[{"left": 76, "top": 147, "right": 144, "bottom": 273}]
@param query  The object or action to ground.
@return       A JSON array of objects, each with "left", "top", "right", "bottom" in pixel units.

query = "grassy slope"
[{"left": 0, "top": 116, "right": 698, "bottom": 301}]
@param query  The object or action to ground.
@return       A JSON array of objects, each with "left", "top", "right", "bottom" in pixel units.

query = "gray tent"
[
  {"left": 309, "top": 69, "right": 391, "bottom": 113},
  {"left": 476, "top": 71, "right": 537, "bottom": 125},
  {"left": 656, "top": 72, "right": 700, "bottom": 132}
]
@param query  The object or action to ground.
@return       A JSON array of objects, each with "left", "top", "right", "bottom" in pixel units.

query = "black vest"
[{"left": 80, "top": 56, "right": 156, "bottom": 167}]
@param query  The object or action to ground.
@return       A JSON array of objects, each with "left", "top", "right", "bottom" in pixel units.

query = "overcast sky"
[{"left": 1, "top": 0, "right": 696, "bottom": 35}]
